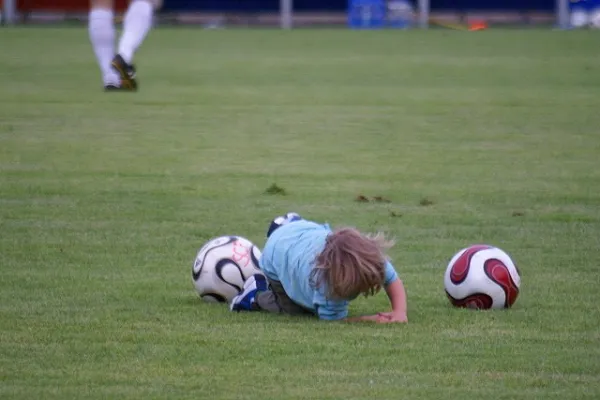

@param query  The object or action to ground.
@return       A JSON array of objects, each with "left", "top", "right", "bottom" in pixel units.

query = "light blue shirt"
[{"left": 259, "top": 220, "right": 399, "bottom": 321}]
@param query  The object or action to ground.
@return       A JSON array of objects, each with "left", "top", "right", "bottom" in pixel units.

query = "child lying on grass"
[{"left": 230, "top": 213, "right": 407, "bottom": 323}]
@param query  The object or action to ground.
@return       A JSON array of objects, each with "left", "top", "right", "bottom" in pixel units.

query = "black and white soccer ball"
[{"left": 192, "top": 235, "right": 264, "bottom": 303}]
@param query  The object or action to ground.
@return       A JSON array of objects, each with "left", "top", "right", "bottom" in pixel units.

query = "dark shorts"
[{"left": 255, "top": 278, "right": 314, "bottom": 316}]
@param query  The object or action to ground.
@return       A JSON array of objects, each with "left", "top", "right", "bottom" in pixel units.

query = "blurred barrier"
[
  {"left": 0, "top": 0, "right": 570, "bottom": 27},
  {"left": 4, "top": 0, "right": 556, "bottom": 13},
  {"left": 11, "top": 0, "right": 126, "bottom": 12},
  {"left": 347, "top": 0, "right": 414, "bottom": 29}
]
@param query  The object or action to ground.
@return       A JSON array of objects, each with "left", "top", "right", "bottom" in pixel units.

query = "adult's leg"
[
  {"left": 89, "top": 0, "right": 120, "bottom": 88},
  {"left": 111, "top": 0, "right": 161, "bottom": 89}
]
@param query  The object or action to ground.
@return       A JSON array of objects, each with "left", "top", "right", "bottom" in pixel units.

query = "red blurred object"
[
  {"left": 17, "top": 0, "right": 128, "bottom": 12},
  {"left": 468, "top": 20, "right": 488, "bottom": 30}
]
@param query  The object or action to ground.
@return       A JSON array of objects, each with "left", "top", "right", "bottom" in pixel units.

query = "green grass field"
[{"left": 1, "top": 27, "right": 600, "bottom": 399}]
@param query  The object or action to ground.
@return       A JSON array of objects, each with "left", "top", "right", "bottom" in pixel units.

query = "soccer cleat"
[
  {"left": 103, "top": 83, "right": 134, "bottom": 92},
  {"left": 230, "top": 274, "right": 268, "bottom": 312},
  {"left": 103, "top": 83, "right": 138, "bottom": 92},
  {"left": 267, "top": 212, "right": 303, "bottom": 238},
  {"left": 104, "top": 84, "right": 121, "bottom": 91},
  {"left": 111, "top": 54, "right": 138, "bottom": 91}
]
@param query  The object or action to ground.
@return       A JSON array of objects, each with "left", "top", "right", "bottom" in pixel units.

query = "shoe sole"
[{"left": 229, "top": 294, "right": 240, "bottom": 311}]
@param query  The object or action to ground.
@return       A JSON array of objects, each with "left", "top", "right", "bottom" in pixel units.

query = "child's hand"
[{"left": 376, "top": 311, "right": 408, "bottom": 323}]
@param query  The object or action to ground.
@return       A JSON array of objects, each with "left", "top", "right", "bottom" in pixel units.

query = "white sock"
[
  {"left": 89, "top": 8, "right": 120, "bottom": 86},
  {"left": 117, "top": 0, "right": 154, "bottom": 64}
]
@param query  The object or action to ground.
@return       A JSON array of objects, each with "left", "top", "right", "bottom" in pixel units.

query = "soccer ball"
[
  {"left": 444, "top": 245, "right": 521, "bottom": 310},
  {"left": 192, "top": 235, "right": 264, "bottom": 303}
]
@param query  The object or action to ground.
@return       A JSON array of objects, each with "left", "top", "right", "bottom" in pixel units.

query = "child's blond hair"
[{"left": 310, "top": 227, "right": 395, "bottom": 300}]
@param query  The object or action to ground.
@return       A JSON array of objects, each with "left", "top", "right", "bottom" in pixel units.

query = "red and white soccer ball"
[{"left": 444, "top": 245, "right": 521, "bottom": 310}]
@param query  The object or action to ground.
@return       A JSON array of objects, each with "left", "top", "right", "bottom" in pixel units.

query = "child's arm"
[
  {"left": 375, "top": 278, "right": 408, "bottom": 323},
  {"left": 344, "top": 280, "right": 407, "bottom": 323}
]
